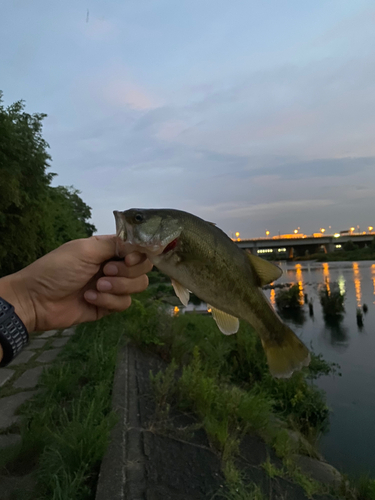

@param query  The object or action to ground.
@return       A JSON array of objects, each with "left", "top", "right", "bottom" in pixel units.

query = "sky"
[{"left": 1, "top": 0, "right": 375, "bottom": 238}]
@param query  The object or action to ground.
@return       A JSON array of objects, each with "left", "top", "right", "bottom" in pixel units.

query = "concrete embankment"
[{"left": 96, "top": 344, "right": 341, "bottom": 500}]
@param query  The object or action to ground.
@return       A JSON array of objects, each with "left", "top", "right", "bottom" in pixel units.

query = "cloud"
[{"left": 103, "top": 80, "right": 159, "bottom": 110}]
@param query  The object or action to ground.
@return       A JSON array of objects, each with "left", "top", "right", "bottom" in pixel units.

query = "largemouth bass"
[{"left": 114, "top": 208, "right": 310, "bottom": 378}]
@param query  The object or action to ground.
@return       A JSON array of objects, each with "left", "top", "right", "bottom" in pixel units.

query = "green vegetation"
[
  {"left": 0, "top": 276, "right": 356, "bottom": 499},
  {"left": 0, "top": 92, "right": 95, "bottom": 277},
  {"left": 121, "top": 287, "right": 339, "bottom": 497},
  {"left": 0, "top": 317, "right": 124, "bottom": 499},
  {"left": 296, "top": 238, "right": 375, "bottom": 262},
  {"left": 319, "top": 283, "right": 345, "bottom": 318},
  {"left": 275, "top": 284, "right": 302, "bottom": 310}
]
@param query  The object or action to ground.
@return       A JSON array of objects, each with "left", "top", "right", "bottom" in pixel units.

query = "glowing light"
[
  {"left": 235, "top": 232, "right": 240, "bottom": 237},
  {"left": 334, "top": 233, "right": 340, "bottom": 238},
  {"left": 338, "top": 275, "right": 346, "bottom": 296},
  {"left": 322, "top": 262, "right": 330, "bottom": 294},
  {"left": 237, "top": 237, "right": 241, "bottom": 241},
  {"left": 270, "top": 288, "right": 276, "bottom": 307},
  {"left": 295, "top": 263, "right": 304, "bottom": 304},
  {"left": 335, "top": 244, "right": 342, "bottom": 248},
  {"left": 369, "top": 226, "right": 373, "bottom": 232},
  {"left": 265, "top": 230, "right": 270, "bottom": 236},
  {"left": 353, "top": 262, "right": 362, "bottom": 307},
  {"left": 257, "top": 249, "right": 273, "bottom": 253},
  {"left": 294, "top": 229, "right": 298, "bottom": 234},
  {"left": 350, "top": 227, "right": 355, "bottom": 233},
  {"left": 207, "top": 307, "right": 212, "bottom": 313},
  {"left": 173, "top": 306, "right": 180, "bottom": 316},
  {"left": 320, "top": 228, "right": 325, "bottom": 233}
]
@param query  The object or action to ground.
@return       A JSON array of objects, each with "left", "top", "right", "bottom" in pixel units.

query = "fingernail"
[
  {"left": 85, "top": 290, "right": 97, "bottom": 301},
  {"left": 97, "top": 280, "right": 112, "bottom": 291},
  {"left": 105, "top": 264, "right": 118, "bottom": 275}
]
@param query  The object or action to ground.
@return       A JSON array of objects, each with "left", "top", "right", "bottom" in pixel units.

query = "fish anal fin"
[
  {"left": 171, "top": 279, "right": 190, "bottom": 306},
  {"left": 261, "top": 326, "right": 310, "bottom": 378},
  {"left": 208, "top": 305, "right": 239, "bottom": 335},
  {"left": 246, "top": 252, "right": 282, "bottom": 286}
]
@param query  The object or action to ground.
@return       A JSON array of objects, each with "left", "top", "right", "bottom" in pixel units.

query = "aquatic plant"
[
  {"left": 319, "top": 282, "right": 345, "bottom": 317},
  {"left": 275, "top": 284, "right": 302, "bottom": 310}
]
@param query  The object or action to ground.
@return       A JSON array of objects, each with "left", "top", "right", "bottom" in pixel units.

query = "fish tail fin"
[{"left": 261, "top": 325, "right": 310, "bottom": 379}]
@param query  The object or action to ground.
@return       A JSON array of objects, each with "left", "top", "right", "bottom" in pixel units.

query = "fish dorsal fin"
[
  {"left": 208, "top": 305, "right": 239, "bottom": 335},
  {"left": 171, "top": 279, "right": 190, "bottom": 306},
  {"left": 246, "top": 253, "right": 282, "bottom": 286}
]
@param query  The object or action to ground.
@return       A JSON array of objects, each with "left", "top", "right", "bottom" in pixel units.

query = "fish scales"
[{"left": 114, "top": 208, "right": 310, "bottom": 378}]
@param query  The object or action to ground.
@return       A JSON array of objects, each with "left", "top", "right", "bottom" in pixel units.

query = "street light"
[
  {"left": 320, "top": 228, "right": 325, "bottom": 233},
  {"left": 235, "top": 232, "right": 240, "bottom": 237},
  {"left": 265, "top": 230, "right": 270, "bottom": 236},
  {"left": 294, "top": 229, "right": 298, "bottom": 234},
  {"left": 350, "top": 227, "right": 355, "bottom": 233},
  {"left": 369, "top": 226, "right": 373, "bottom": 233}
]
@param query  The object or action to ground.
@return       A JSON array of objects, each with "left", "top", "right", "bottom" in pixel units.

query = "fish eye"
[{"left": 134, "top": 213, "right": 144, "bottom": 223}]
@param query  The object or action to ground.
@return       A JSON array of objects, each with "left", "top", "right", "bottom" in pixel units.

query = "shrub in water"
[
  {"left": 319, "top": 282, "right": 345, "bottom": 317},
  {"left": 275, "top": 284, "right": 302, "bottom": 310}
]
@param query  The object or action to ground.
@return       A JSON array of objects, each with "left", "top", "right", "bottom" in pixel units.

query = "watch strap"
[{"left": 0, "top": 297, "right": 29, "bottom": 367}]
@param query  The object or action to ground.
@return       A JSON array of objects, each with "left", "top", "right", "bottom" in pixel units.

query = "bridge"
[{"left": 235, "top": 233, "right": 374, "bottom": 258}]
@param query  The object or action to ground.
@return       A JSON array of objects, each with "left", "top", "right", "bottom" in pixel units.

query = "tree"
[{"left": 0, "top": 92, "right": 96, "bottom": 277}]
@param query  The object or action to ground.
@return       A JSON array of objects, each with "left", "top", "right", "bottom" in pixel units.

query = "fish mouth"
[
  {"left": 114, "top": 210, "right": 133, "bottom": 258},
  {"left": 113, "top": 210, "right": 181, "bottom": 256},
  {"left": 113, "top": 210, "right": 127, "bottom": 241}
]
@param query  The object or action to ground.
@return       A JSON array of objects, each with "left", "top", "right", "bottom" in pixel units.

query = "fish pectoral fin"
[
  {"left": 171, "top": 279, "right": 190, "bottom": 306},
  {"left": 246, "top": 252, "right": 283, "bottom": 286},
  {"left": 208, "top": 305, "right": 239, "bottom": 335}
]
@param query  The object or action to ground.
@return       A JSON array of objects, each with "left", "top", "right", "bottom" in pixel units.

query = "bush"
[
  {"left": 319, "top": 283, "right": 345, "bottom": 317},
  {"left": 275, "top": 285, "right": 302, "bottom": 310},
  {"left": 343, "top": 240, "right": 358, "bottom": 252}
]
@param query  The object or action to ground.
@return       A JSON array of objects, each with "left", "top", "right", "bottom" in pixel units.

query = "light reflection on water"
[
  {"left": 265, "top": 260, "right": 375, "bottom": 478},
  {"left": 353, "top": 262, "right": 362, "bottom": 307}
]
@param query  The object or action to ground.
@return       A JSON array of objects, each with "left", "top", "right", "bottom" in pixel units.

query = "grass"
[
  {"left": 0, "top": 269, "right": 355, "bottom": 499},
  {"left": 127, "top": 290, "right": 340, "bottom": 498},
  {"left": 0, "top": 314, "right": 126, "bottom": 500}
]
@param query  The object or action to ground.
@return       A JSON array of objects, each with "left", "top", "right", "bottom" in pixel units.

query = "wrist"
[{"left": 0, "top": 273, "right": 36, "bottom": 333}]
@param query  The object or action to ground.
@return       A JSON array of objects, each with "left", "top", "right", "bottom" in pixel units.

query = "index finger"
[{"left": 125, "top": 252, "right": 148, "bottom": 267}]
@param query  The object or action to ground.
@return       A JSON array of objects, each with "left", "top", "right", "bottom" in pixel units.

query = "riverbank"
[
  {"left": 1, "top": 274, "right": 375, "bottom": 499},
  {"left": 294, "top": 248, "right": 375, "bottom": 262}
]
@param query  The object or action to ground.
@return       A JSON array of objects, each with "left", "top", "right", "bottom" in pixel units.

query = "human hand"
[{"left": 0, "top": 235, "right": 153, "bottom": 332}]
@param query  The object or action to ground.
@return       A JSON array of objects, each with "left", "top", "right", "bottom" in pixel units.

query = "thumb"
[{"left": 84, "top": 235, "right": 118, "bottom": 264}]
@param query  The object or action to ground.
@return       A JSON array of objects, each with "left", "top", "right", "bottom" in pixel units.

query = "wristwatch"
[{"left": 0, "top": 297, "right": 29, "bottom": 367}]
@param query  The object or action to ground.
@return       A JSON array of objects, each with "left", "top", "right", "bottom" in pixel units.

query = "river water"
[{"left": 263, "top": 260, "right": 375, "bottom": 479}]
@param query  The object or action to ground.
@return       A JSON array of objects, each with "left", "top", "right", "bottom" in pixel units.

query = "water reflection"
[
  {"left": 322, "top": 262, "right": 330, "bottom": 294},
  {"left": 353, "top": 262, "right": 362, "bottom": 307},
  {"left": 270, "top": 288, "right": 276, "bottom": 307},
  {"left": 321, "top": 319, "right": 349, "bottom": 352},
  {"left": 295, "top": 263, "right": 304, "bottom": 305},
  {"left": 278, "top": 306, "right": 306, "bottom": 326}
]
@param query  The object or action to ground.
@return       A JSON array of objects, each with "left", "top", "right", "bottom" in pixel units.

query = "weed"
[
  {"left": 275, "top": 284, "right": 302, "bottom": 310},
  {"left": 149, "top": 359, "right": 178, "bottom": 421},
  {"left": 261, "top": 457, "right": 283, "bottom": 478},
  {"left": 319, "top": 282, "right": 345, "bottom": 317},
  {"left": 1, "top": 313, "right": 125, "bottom": 499}
]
